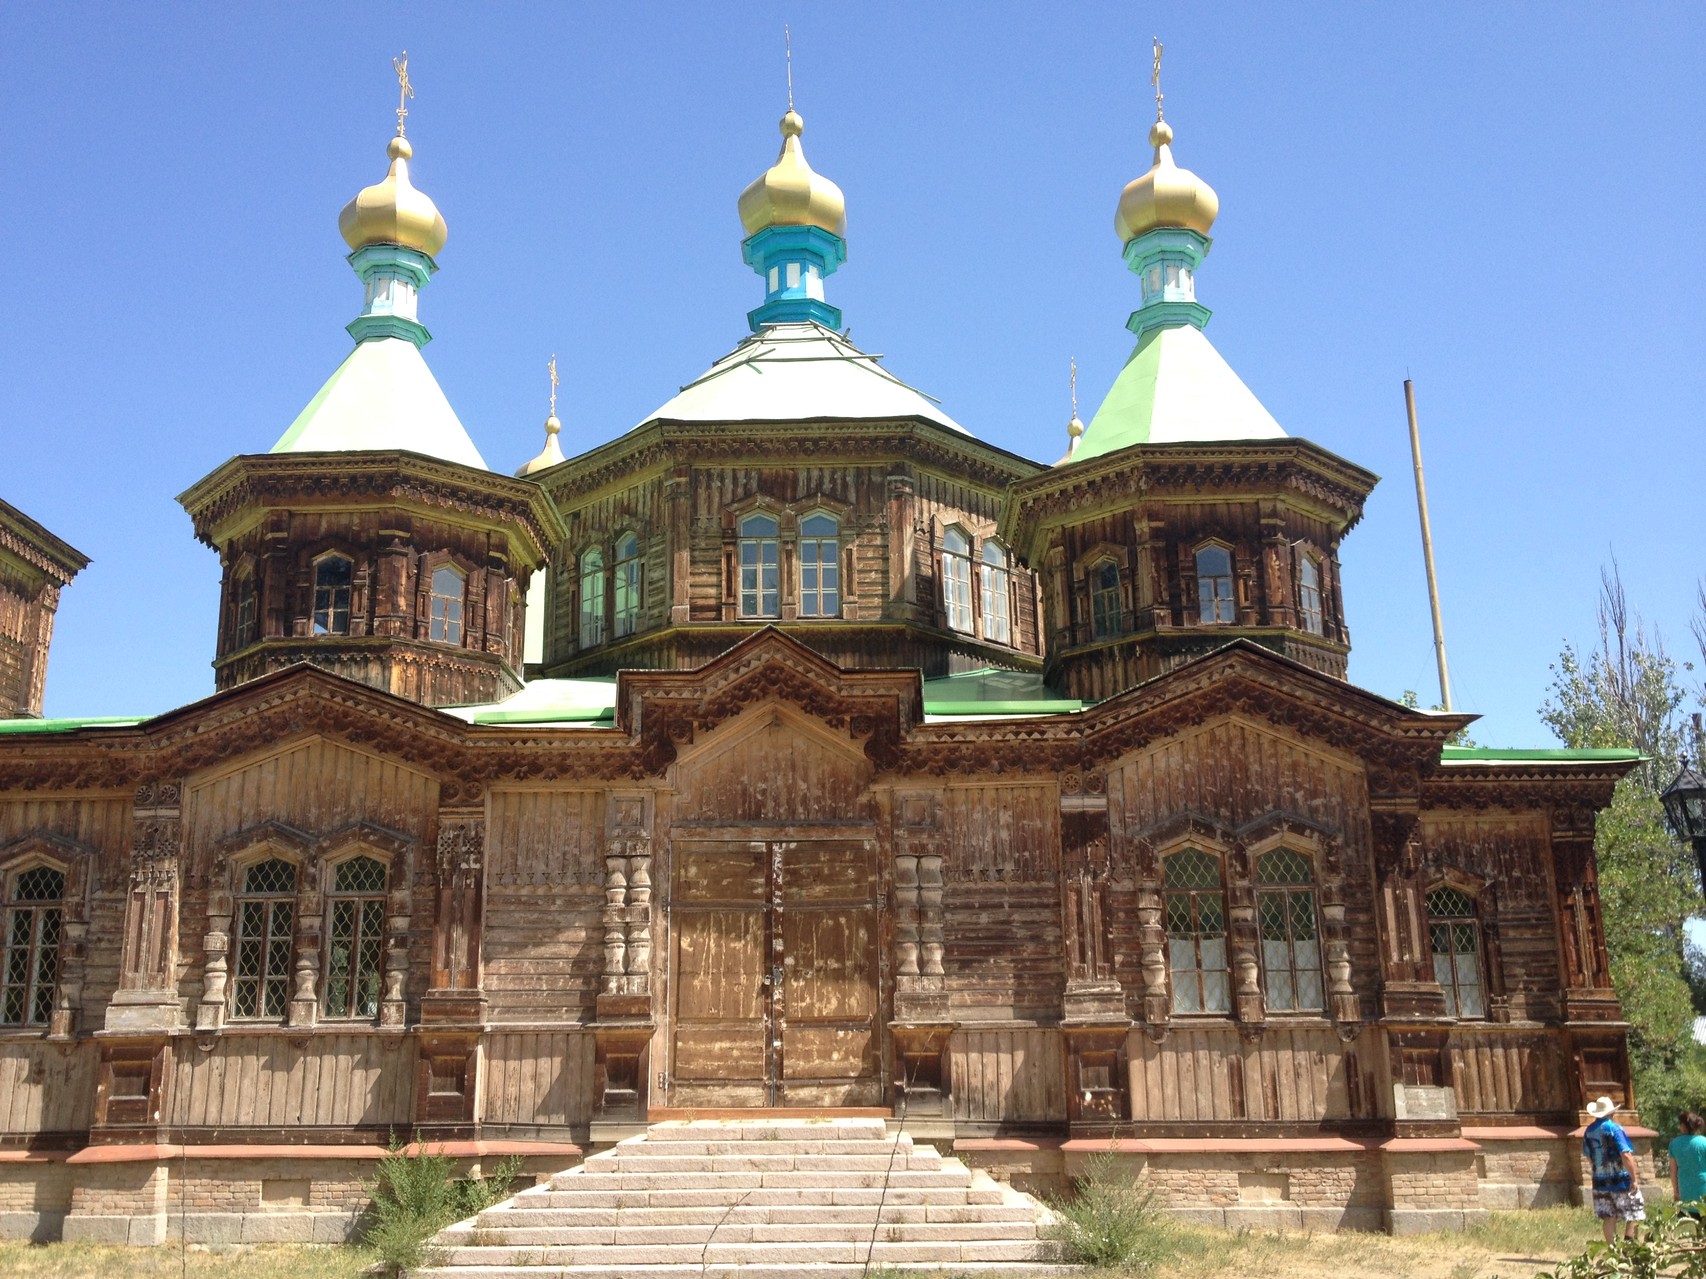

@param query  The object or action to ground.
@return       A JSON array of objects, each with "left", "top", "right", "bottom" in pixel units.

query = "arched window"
[
  {"left": 1090, "top": 560, "right": 1122, "bottom": 640},
  {"left": 323, "top": 856, "right": 387, "bottom": 1020},
  {"left": 429, "top": 565, "right": 465, "bottom": 645},
  {"left": 1, "top": 865, "right": 63, "bottom": 1026},
  {"left": 234, "top": 573, "right": 258, "bottom": 648},
  {"left": 312, "top": 555, "right": 353, "bottom": 635},
  {"left": 980, "top": 542, "right": 1011, "bottom": 644},
  {"left": 739, "top": 514, "right": 780, "bottom": 618},
  {"left": 1256, "top": 849, "right": 1324, "bottom": 1011},
  {"left": 1164, "top": 849, "right": 1229, "bottom": 1013},
  {"left": 1195, "top": 544, "right": 1235, "bottom": 624},
  {"left": 942, "top": 527, "right": 973, "bottom": 633},
  {"left": 1426, "top": 885, "right": 1486, "bottom": 1018},
  {"left": 798, "top": 513, "right": 840, "bottom": 618},
  {"left": 613, "top": 533, "right": 641, "bottom": 638},
  {"left": 578, "top": 547, "right": 606, "bottom": 648},
  {"left": 1298, "top": 555, "right": 1324, "bottom": 636},
  {"left": 232, "top": 858, "right": 297, "bottom": 1020}
]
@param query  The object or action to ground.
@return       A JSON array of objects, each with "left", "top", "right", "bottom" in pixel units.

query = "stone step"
[
  {"left": 474, "top": 1201, "right": 1041, "bottom": 1228},
  {"left": 640, "top": 1120, "right": 892, "bottom": 1142},
  {"left": 423, "top": 1265, "right": 1076, "bottom": 1279},
  {"left": 603, "top": 1137, "right": 918, "bottom": 1158},
  {"left": 448, "top": 1219, "right": 1038, "bottom": 1248},
  {"left": 547, "top": 1167, "right": 977, "bottom": 1192},
  {"left": 430, "top": 1237, "right": 1059, "bottom": 1267},
  {"left": 589, "top": 1152, "right": 943, "bottom": 1173},
  {"left": 520, "top": 1183, "right": 1010, "bottom": 1208}
]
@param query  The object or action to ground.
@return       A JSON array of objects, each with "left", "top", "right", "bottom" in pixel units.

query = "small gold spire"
[
  {"left": 516, "top": 354, "right": 567, "bottom": 477},
  {"left": 394, "top": 51, "right": 413, "bottom": 138},
  {"left": 785, "top": 25, "right": 794, "bottom": 112}
]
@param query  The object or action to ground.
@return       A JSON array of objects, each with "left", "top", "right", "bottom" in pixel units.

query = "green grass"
[{"left": 0, "top": 1242, "right": 376, "bottom": 1279}]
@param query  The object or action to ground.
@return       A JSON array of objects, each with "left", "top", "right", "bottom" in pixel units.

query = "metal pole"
[{"left": 1404, "top": 378, "right": 1453, "bottom": 711}]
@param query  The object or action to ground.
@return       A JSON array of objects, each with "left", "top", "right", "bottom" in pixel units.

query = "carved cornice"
[
  {"left": 1421, "top": 764, "right": 1631, "bottom": 814},
  {"left": 177, "top": 452, "right": 565, "bottom": 565},
  {"left": 542, "top": 418, "right": 1041, "bottom": 508},
  {"left": 0, "top": 498, "right": 88, "bottom": 585},
  {"left": 1002, "top": 439, "right": 1378, "bottom": 561}
]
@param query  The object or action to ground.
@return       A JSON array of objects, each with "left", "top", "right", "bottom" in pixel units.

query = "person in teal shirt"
[{"left": 1670, "top": 1111, "right": 1706, "bottom": 1216}]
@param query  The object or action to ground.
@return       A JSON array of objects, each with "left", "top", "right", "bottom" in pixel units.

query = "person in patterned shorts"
[{"left": 1583, "top": 1095, "right": 1645, "bottom": 1243}]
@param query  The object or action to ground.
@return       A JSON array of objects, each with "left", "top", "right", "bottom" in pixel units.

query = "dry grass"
[
  {"left": 0, "top": 1210, "right": 1600, "bottom": 1279},
  {"left": 0, "top": 1241, "right": 375, "bottom": 1278}
]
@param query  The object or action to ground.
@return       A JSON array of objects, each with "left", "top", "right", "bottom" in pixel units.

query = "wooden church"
[{"left": 0, "top": 60, "right": 1642, "bottom": 1247}]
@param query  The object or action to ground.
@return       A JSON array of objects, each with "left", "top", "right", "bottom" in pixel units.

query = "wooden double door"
[{"left": 668, "top": 835, "right": 882, "bottom": 1107}]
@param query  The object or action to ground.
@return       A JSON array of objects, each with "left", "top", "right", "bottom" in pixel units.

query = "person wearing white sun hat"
[{"left": 1583, "top": 1096, "right": 1645, "bottom": 1243}]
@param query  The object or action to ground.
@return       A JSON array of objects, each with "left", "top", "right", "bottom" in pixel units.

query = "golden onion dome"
[
  {"left": 738, "top": 110, "right": 846, "bottom": 237},
  {"left": 339, "top": 135, "right": 449, "bottom": 258},
  {"left": 1115, "top": 119, "right": 1219, "bottom": 244}
]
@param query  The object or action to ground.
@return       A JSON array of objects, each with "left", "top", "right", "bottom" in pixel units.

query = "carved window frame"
[
  {"left": 612, "top": 531, "right": 642, "bottom": 638},
  {"left": 797, "top": 510, "right": 842, "bottom": 619},
  {"left": 1296, "top": 550, "right": 1325, "bottom": 636},
  {"left": 980, "top": 540, "right": 1012, "bottom": 645},
  {"left": 1161, "top": 844, "right": 1232, "bottom": 1016},
  {"left": 940, "top": 525, "right": 974, "bottom": 634},
  {"left": 1425, "top": 875, "right": 1489, "bottom": 1020},
  {"left": 1193, "top": 541, "right": 1236, "bottom": 625},
  {"left": 0, "top": 854, "right": 68, "bottom": 1029},
  {"left": 424, "top": 557, "right": 468, "bottom": 647},
  {"left": 319, "top": 850, "right": 390, "bottom": 1022},
  {"left": 229, "top": 852, "right": 301, "bottom": 1022},
  {"left": 1250, "top": 842, "right": 1325, "bottom": 1013},
  {"left": 227, "top": 552, "right": 260, "bottom": 651},
  {"left": 736, "top": 511, "right": 782, "bottom": 619},
  {"left": 310, "top": 551, "right": 355, "bottom": 636},
  {"left": 578, "top": 545, "right": 607, "bottom": 648}
]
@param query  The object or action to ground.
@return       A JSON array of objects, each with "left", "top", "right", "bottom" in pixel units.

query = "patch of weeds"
[
  {"left": 1044, "top": 1148, "right": 1176, "bottom": 1270},
  {"left": 361, "top": 1133, "right": 524, "bottom": 1276}
]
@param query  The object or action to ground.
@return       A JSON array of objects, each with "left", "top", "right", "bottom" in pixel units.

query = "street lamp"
[{"left": 1660, "top": 758, "right": 1706, "bottom": 891}]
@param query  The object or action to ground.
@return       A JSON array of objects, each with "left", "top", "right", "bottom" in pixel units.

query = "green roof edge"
[
  {"left": 923, "top": 699, "right": 1084, "bottom": 716},
  {"left": 0, "top": 716, "right": 146, "bottom": 735},
  {"left": 1439, "top": 746, "right": 1644, "bottom": 763}
]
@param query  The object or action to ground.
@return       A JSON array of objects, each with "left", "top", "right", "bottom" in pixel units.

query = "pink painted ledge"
[
  {"left": 55, "top": 1140, "right": 582, "bottom": 1165},
  {"left": 1056, "top": 1136, "right": 1480, "bottom": 1154}
]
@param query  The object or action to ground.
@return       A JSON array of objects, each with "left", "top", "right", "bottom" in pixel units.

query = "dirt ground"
[{"left": 0, "top": 1208, "right": 1598, "bottom": 1278}]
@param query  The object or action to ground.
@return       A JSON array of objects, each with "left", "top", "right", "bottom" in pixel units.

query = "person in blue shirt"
[
  {"left": 1584, "top": 1096, "right": 1645, "bottom": 1243},
  {"left": 1670, "top": 1111, "right": 1706, "bottom": 1218}
]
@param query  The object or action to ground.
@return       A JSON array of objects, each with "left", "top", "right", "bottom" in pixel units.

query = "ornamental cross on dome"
[
  {"left": 393, "top": 51, "right": 413, "bottom": 137},
  {"left": 548, "top": 354, "right": 559, "bottom": 417},
  {"left": 1151, "top": 37, "right": 1164, "bottom": 122}
]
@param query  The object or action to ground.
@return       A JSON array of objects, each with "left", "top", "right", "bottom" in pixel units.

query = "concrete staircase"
[{"left": 421, "top": 1117, "right": 1069, "bottom": 1277}]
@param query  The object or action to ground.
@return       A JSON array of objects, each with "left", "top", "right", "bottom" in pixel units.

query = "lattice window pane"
[
  {"left": 15, "top": 867, "right": 63, "bottom": 902},
  {"left": 334, "top": 857, "right": 386, "bottom": 894},
  {"left": 1256, "top": 849, "right": 1312, "bottom": 886},
  {"left": 243, "top": 859, "right": 297, "bottom": 895}
]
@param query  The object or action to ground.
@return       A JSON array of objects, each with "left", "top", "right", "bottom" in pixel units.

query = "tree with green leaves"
[{"left": 1540, "top": 563, "right": 1704, "bottom": 1136}]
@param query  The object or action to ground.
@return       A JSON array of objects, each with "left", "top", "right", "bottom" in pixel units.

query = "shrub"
[
  {"left": 1044, "top": 1148, "right": 1175, "bottom": 1270},
  {"left": 1538, "top": 1201, "right": 1706, "bottom": 1278},
  {"left": 363, "top": 1135, "right": 524, "bottom": 1275}
]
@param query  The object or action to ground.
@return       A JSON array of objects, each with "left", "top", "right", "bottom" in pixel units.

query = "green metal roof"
[
  {"left": 442, "top": 678, "right": 619, "bottom": 727},
  {"left": 1072, "top": 323, "right": 1285, "bottom": 462},
  {"left": 1439, "top": 746, "right": 1643, "bottom": 763},
  {"left": 0, "top": 716, "right": 144, "bottom": 735},
  {"left": 920, "top": 668, "right": 1083, "bottom": 719}
]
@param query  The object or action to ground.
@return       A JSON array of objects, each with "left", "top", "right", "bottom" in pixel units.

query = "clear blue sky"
[{"left": 2, "top": 4, "right": 1700, "bottom": 744}]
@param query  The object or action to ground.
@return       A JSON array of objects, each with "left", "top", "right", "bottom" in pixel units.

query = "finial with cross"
[
  {"left": 1151, "top": 37, "right": 1164, "bottom": 123},
  {"left": 548, "top": 354, "right": 559, "bottom": 418},
  {"left": 785, "top": 25, "right": 794, "bottom": 112},
  {"left": 1070, "top": 357, "right": 1079, "bottom": 418},
  {"left": 393, "top": 51, "right": 414, "bottom": 137}
]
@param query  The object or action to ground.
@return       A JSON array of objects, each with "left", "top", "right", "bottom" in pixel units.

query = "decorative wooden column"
[
  {"left": 417, "top": 804, "right": 486, "bottom": 1132},
  {"left": 1060, "top": 771, "right": 1132, "bottom": 1130},
  {"left": 1550, "top": 801, "right": 1629, "bottom": 1111},
  {"left": 1370, "top": 797, "right": 1445, "bottom": 1019},
  {"left": 889, "top": 792, "right": 955, "bottom": 1116},
  {"left": 666, "top": 470, "right": 692, "bottom": 624},
  {"left": 885, "top": 472, "right": 919, "bottom": 622},
  {"left": 592, "top": 794, "right": 654, "bottom": 1130}
]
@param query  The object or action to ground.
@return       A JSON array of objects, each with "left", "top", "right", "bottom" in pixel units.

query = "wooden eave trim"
[{"left": 544, "top": 417, "right": 1041, "bottom": 505}]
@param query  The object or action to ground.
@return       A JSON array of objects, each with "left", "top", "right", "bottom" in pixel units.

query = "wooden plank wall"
[
  {"left": 179, "top": 737, "right": 440, "bottom": 1009},
  {"left": 164, "top": 1033, "right": 413, "bottom": 1129},
  {"left": 0, "top": 1039, "right": 97, "bottom": 1135},
  {"left": 1421, "top": 814, "right": 1560, "bottom": 1022},
  {"left": 674, "top": 714, "right": 874, "bottom": 824},
  {"left": 1447, "top": 1029, "right": 1570, "bottom": 1117},
  {"left": 1108, "top": 718, "right": 1380, "bottom": 1013},
  {"left": 942, "top": 783, "right": 1063, "bottom": 1019},
  {"left": 950, "top": 1027, "right": 1066, "bottom": 1123},
  {"left": 1127, "top": 1026, "right": 1375, "bottom": 1123},
  {"left": 484, "top": 788, "right": 605, "bottom": 1022},
  {"left": 481, "top": 1031, "right": 596, "bottom": 1129}
]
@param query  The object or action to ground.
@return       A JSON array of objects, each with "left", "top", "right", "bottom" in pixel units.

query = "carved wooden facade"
[
  {"left": 0, "top": 627, "right": 1636, "bottom": 1234},
  {"left": 0, "top": 497, "right": 87, "bottom": 719}
]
